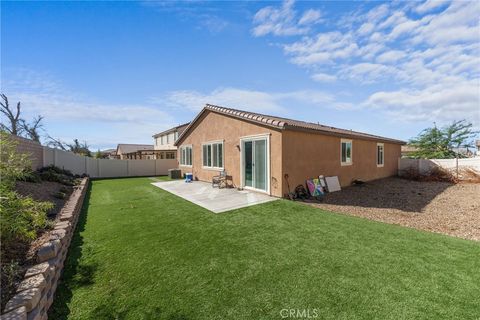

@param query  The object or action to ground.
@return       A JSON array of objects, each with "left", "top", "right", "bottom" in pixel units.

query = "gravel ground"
[{"left": 307, "top": 177, "right": 480, "bottom": 241}]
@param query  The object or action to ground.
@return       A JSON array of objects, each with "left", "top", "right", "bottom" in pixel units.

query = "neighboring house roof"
[
  {"left": 116, "top": 144, "right": 154, "bottom": 155},
  {"left": 175, "top": 104, "right": 406, "bottom": 145},
  {"left": 152, "top": 122, "right": 191, "bottom": 138},
  {"left": 100, "top": 148, "right": 116, "bottom": 154}
]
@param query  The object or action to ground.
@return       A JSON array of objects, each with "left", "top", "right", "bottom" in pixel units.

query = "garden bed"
[
  {"left": 1, "top": 166, "right": 80, "bottom": 312},
  {"left": 15, "top": 180, "right": 73, "bottom": 218},
  {"left": 1, "top": 178, "right": 89, "bottom": 319}
]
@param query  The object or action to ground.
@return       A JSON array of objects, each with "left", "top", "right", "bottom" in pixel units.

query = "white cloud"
[
  {"left": 251, "top": 0, "right": 480, "bottom": 125},
  {"left": 366, "top": 4, "right": 390, "bottom": 23},
  {"left": 311, "top": 73, "right": 337, "bottom": 83},
  {"left": 341, "top": 63, "right": 401, "bottom": 83},
  {"left": 252, "top": 0, "right": 322, "bottom": 37},
  {"left": 362, "top": 80, "right": 480, "bottom": 125},
  {"left": 376, "top": 50, "right": 406, "bottom": 63},
  {"left": 284, "top": 31, "right": 360, "bottom": 65},
  {"left": 158, "top": 87, "right": 339, "bottom": 114},
  {"left": 415, "top": 0, "right": 450, "bottom": 14},
  {"left": 299, "top": 9, "right": 322, "bottom": 25},
  {"left": 358, "top": 22, "right": 375, "bottom": 36}
]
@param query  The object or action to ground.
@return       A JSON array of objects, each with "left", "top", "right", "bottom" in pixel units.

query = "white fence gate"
[{"left": 43, "top": 147, "right": 177, "bottom": 178}]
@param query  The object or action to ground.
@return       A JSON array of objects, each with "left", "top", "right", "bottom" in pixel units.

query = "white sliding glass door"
[{"left": 242, "top": 137, "right": 268, "bottom": 192}]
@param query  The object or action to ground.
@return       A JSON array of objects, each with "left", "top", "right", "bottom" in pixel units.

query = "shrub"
[
  {"left": 53, "top": 191, "right": 67, "bottom": 199},
  {"left": 0, "top": 187, "right": 54, "bottom": 247},
  {"left": 0, "top": 132, "right": 31, "bottom": 189},
  {"left": 38, "top": 169, "right": 61, "bottom": 182},
  {"left": 38, "top": 165, "right": 76, "bottom": 185},
  {"left": 38, "top": 165, "right": 73, "bottom": 177},
  {"left": 20, "top": 171, "right": 42, "bottom": 183}
]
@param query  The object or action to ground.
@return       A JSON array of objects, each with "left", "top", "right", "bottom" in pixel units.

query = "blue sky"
[{"left": 2, "top": 0, "right": 479, "bottom": 149}]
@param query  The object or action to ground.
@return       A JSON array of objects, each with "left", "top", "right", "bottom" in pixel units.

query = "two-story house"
[{"left": 152, "top": 122, "right": 190, "bottom": 159}]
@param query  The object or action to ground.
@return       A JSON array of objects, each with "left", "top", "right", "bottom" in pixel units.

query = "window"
[
  {"left": 161, "top": 135, "right": 165, "bottom": 145},
  {"left": 341, "top": 139, "right": 352, "bottom": 165},
  {"left": 174, "top": 131, "right": 178, "bottom": 141},
  {"left": 377, "top": 143, "right": 384, "bottom": 167},
  {"left": 202, "top": 141, "right": 223, "bottom": 169},
  {"left": 166, "top": 152, "right": 175, "bottom": 159},
  {"left": 180, "top": 145, "right": 192, "bottom": 166}
]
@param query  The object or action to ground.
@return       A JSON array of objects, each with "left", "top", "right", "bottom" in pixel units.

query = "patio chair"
[{"left": 212, "top": 171, "right": 232, "bottom": 189}]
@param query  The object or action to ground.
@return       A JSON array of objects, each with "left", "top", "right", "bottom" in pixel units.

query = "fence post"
[
  {"left": 42, "top": 147, "right": 46, "bottom": 168},
  {"left": 456, "top": 157, "right": 459, "bottom": 179},
  {"left": 127, "top": 160, "right": 129, "bottom": 177}
]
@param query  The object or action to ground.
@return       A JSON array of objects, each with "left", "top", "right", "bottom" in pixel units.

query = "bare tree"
[
  {"left": 21, "top": 115, "right": 44, "bottom": 142},
  {"left": 0, "top": 94, "right": 23, "bottom": 135},
  {"left": 47, "top": 136, "right": 92, "bottom": 157},
  {"left": 67, "top": 139, "right": 91, "bottom": 157},
  {"left": 46, "top": 135, "right": 68, "bottom": 151}
]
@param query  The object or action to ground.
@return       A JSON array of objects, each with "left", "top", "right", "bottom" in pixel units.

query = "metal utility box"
[{"left": 168, "top": 169, "right": 182, "bottom": 179}]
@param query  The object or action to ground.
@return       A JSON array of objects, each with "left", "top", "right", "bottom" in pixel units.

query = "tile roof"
[
  {"left": 152, "top": 122, "right": 190, "bottom": 138},
  {"left": 176, "top": 104, "right": 406, "bottom": 145},
  {"left": 116, "top": 144, "right": 154, "bottom": 154}
]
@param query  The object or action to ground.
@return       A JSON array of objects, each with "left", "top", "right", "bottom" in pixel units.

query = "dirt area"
[
  {"left": 15, "top": 180, "right": 73, "bottom": 218},
  {"left": 307, "top": 177, "right": 480, "bottom": 241}
]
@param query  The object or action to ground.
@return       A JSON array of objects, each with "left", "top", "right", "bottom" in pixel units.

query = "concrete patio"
[{"left": 151, "top": 180, "right": 277, "bottom": 213}]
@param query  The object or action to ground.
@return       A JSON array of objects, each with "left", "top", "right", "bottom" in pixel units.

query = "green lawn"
[{"left": 50, "top": 177, "right": 479, "bottom": 320}]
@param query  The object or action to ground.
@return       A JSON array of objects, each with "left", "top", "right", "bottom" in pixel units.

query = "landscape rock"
[{"left": 1, "top": 306, "right": 27, "bottom": 320}]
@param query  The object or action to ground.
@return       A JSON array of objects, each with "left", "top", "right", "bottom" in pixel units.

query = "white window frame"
[
  {"left": 376, "top": 143, "right": 384, "bottom": 167},
  {"left": 239, "top": 133, "right": 271, "bottom": 195},
  {"left": 202, "top": 140, "right": 224, "bottom": 171},
  {"left": 340, "top": 139, "right": 353, "bottom": 166},
  {"left": 161, "top": 135, "right": 165, "bottom": 145},
  {"left": 179, "top": 145, "right": 193, "bottom": 167}
]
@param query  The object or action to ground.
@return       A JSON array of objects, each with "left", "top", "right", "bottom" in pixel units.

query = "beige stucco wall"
[
  {"left": 281, "top": 130, "right": 402, "bottom": 192},
  {"left": 154, "top": 132, "right": 177, "bottom": 151},
  {"left": 177, "top": 110, "right": 284, "bottom": 197}
]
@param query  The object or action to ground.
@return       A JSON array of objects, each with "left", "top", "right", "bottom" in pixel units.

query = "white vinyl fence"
[
  {"left": 399, "top": 157, "right": 480, "bottom": 176},
  {"left": 43, "top": 147, "right": 177, "bottom": 178}
]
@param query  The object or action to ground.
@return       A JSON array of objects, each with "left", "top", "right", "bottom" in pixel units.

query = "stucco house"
[
  {"left": 174, "top": 104, "right": 405, "bottom": 198},
  {"left": 153, "top": 123, "right": 190, "bottom": 159}
]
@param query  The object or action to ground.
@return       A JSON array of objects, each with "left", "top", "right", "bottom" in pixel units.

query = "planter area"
[{"left": 2, "top": 178, "right": 89, "bottom": 320}]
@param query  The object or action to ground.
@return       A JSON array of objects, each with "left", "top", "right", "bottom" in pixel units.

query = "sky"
[{"left": 1, "top": 0, "right": 479, "bottom": 150}]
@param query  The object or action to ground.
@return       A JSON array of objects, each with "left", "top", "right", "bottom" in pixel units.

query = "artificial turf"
[{"left": 50, "top": 177, "right": 480, "bottom": 320}]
